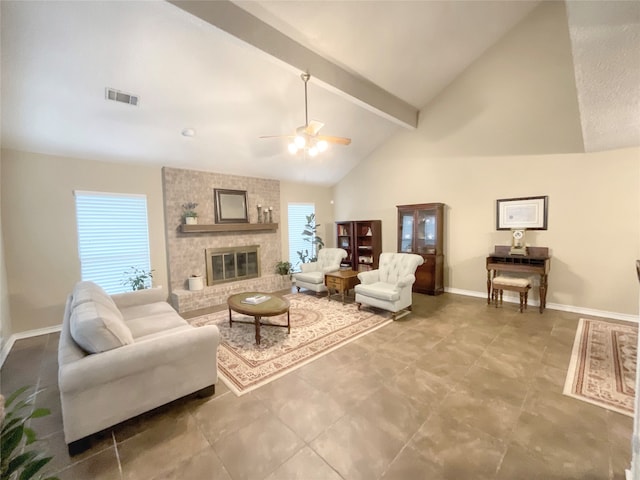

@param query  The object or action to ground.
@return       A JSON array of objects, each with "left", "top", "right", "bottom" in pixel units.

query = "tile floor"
[{"left": 0, "top": 291, "right": 633, "bottom": 480}]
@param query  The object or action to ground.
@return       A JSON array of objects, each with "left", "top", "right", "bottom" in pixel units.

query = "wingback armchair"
[
  {"left": 293, "top": 248, "right": 347, "bottom": 294},
  {"left": 355, "top": 252, "right": 424, "bottom": 319}
]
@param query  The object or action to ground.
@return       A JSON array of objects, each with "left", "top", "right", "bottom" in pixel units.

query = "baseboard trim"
[
  {"left": 444, "top": 287, "right": 639, "bottom": 323},
  {"left": 0, "top": 324, "right": 62, "bottom": 368}
]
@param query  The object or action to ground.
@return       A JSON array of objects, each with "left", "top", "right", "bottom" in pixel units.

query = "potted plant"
[
  {"left": 182, "top": 202, "right": 198, "bottom": 225},
  {"left": 122, "top": 267, "right": 154, "bottom": 291},
  {"left": 1, "top": 386, "right": 59, "bottom": 480},
  {"left": 296, "top": 213, "right": 324, "bottom": 264},
  {"left": 275, "top": 261, "right": 292, "bottom": 277}
]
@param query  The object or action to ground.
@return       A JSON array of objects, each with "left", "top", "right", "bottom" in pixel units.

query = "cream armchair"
[
  {"left": 355, "top": 252, "right": 424, "bottom": 319},
  {"left": 293, "top": 248, "right": 347, "bottom": 294}
]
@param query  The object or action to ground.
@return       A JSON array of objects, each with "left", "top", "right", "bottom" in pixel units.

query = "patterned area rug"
[
  {"left": 563, "top": 318, "right": 637, "bottom": 416},
  {"left": 188, "top": 293, "right": 392, "bottom": 396}
]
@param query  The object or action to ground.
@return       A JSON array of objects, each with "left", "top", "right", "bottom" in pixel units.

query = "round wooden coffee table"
[{"left": 227, "top": 292, "right": 290, "bottom": 345}]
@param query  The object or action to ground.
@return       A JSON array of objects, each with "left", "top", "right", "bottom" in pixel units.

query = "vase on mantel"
[{"left": 185, "top": 216, "right": 197, "bottom": 225}]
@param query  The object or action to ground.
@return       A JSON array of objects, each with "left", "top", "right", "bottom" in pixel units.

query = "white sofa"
[
  {"left": 355, "top": 252, "right": 425, "bottom": 319},
  {"left": 58, "top": 281, "right": 220, "bottom": 454},
  {"left": 293, "top": 248, "right": 348, "bottom": 294}
]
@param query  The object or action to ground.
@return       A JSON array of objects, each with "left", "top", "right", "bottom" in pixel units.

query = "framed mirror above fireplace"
[{"left": 214, "top": 188, "right": 248, "bottom": 224}]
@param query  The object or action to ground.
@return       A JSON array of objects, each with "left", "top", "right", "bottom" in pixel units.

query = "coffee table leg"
[
  {"left": 228, "top": 307, "right": 232, "bottom": 328},
  {"left": 287, "top": 310, "right": 291, "bottom": 334},
  {"left": 254, "top": 315, "right": 261, "bottom": 345}
]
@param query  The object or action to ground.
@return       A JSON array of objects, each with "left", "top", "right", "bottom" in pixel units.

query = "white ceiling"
[{"left": 1, "top": 1, "right": 638, "bottom": 186}]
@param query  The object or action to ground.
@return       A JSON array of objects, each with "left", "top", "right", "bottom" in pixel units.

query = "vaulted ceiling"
[{"left": 1, "top": 1, "right": 638, "bottom": 186}]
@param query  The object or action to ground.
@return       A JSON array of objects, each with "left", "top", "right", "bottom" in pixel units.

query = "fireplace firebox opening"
[{"left": 205, "top": 245, "right": 260, "bottom": 286}]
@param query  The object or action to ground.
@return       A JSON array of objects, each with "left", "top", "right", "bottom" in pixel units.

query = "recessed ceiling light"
[{"left": 182, "top": 128, "right": 196, "bottom": 137}]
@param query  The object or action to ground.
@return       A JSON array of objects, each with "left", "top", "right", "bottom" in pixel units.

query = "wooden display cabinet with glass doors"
[{"left": 397, "top": 203, "right": 444, "bottom": 295}]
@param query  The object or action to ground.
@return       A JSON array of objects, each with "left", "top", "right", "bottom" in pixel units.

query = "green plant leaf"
[
  {"left": 6, "top": 451, "right": 38, "bottom": 477},
  {"left": 2, "top": 417, "right": 23, "bottom": 435},
  {"left": 18, "top": 456, "right": 51, "bottom": 480},
  {"left": 23, "top": 427, "right": 37, "bottom": 445},
  {"left": 4, "top": 386, "right": 29, "bottom": 408},
  {"left": 1, "top": 424, "right": 25, "bottom": 460},
  {"left": 29, "top": 408, "right": 50, "bottom": 419}
]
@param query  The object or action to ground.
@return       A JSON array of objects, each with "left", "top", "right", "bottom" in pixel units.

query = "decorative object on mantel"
[
  {"left": 496, "top": 195, "right": 548, "bottom": 230},
  {"left": 268, "top": 207, "right": 273, "bottom": 224},
  {"left": 188, "top": 293, "right": 391, "bottom": 395},
  {"left": 564, "top": 318, "right": 637, "bottom": 416},
  {"left": 182, "top": 202, "right": 198, "bottom": 225},
  {"left": 214, "top": 189, "right": 248, "bottom": 224},
  {"left": 188, "top": 274, "right": 204, "bottom": 291},
  {"left": 257, "top": 204, "right": 263, "bottom": 223}
]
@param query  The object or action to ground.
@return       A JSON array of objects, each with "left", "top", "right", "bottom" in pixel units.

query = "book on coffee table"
[{"left": 242, "top": 295, "right": 271, "bottom": 305}]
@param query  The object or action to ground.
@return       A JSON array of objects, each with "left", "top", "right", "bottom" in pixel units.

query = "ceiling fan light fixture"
[
  {"left": 294, "top": 135, "right": 306, "bottom": 148},
  {"left": 259, "top": 73, "right": 351, "bottom": 157},
  {"left": 317, "top": 140, "right": 328, "bottom": 152}
]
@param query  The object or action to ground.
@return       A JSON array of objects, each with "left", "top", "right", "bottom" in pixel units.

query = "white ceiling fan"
[{"left": 260, "top": 73, "right": 351, "bottom": 156}]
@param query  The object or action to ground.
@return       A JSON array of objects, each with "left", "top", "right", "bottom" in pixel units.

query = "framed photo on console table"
[
  {"left": 214, "top": 189, "right": 248, "bottom": 223},
  {"left": 496, "top": 196, "right": 548, "bottom": 230}
]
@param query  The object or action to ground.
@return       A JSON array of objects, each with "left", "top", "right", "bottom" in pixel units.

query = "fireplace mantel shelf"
[{"left": 180, "top": 223, "right": 278, "bottom": 233}]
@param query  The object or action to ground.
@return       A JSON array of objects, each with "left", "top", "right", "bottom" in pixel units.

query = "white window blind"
[
  {"left": 75, "top": 191, "right": 151, "bottom": 294},
  {"left": 288, "top": 203, "right": 315, "bottom": 272}
]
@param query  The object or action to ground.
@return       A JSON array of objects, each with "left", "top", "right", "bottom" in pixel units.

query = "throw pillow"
[{"left": 70, "top": 301, "right": 134, "bottom": 353}]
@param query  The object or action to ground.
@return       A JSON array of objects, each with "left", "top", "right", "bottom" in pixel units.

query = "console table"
[{"left": 486, "top": 246, "right": 551, "bottom": 313}]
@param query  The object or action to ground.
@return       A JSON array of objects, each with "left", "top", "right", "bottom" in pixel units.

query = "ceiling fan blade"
[
  {"left": 259, "top": 135, "right": 294, "bottom": 139},
  {"left": 305, "top": 120, "right": 324, "bottom": 136},
  {"left": 317, "top": 135, "right": 352, "bottom": 145}
]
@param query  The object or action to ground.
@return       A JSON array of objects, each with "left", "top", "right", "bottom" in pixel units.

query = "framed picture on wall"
[
  {"left": 214, "top": 189, "right": 248, "bottom": 223},
  {"left": 496, "top": 196, "right": 548, "bottom": 230}
]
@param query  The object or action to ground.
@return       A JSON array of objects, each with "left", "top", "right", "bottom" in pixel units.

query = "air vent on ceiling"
[{"left": 105, "top": 88, "right": 139, "bottom": 106}]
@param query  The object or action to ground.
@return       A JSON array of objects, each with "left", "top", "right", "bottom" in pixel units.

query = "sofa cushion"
[
  {"left": 125, "top": 310, "right": 189, "bottom": 339},
  {"left": 119, "top": 301, "right": 179, "bottom": 322},
  {"left": 354, "top": 282, "right": 401, "bottom": 302},
  {"left": 70, "top": 301, "right": 134, "bottom": 353}
]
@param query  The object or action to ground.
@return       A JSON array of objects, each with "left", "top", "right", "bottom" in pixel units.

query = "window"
[
  {"left": 75, "top": 191, "right": 151, "bottom": 294},
  {"left": 287, "top": 203, "right": 315, "bottom": 272}
]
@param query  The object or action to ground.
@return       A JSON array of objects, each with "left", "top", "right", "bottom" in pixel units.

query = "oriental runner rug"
[
  {"left": 188, "top": 293, "right": 392, "bottom": 396},
  {"left": 563, "top": 318, "right": 637, "bottom": 416}
]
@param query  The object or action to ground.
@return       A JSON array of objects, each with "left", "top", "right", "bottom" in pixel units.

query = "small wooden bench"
[{"left": 492, "top": 276, "right": 531, "bottom": 313}]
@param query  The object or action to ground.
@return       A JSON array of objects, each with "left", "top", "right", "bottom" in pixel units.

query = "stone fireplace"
[{"left": 162, "top": 167, "right": 290, "bottom": 313}]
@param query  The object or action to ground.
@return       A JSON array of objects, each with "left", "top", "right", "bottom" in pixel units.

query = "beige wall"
[
  {"left": 0, "top": 152, "right": 11, "bottom": 350},
  {"left": 1, "top": 149, "right": 168, "bottom": 333},
  {"left": 333, "top": 1, "right": 640, "bottom": 317},
  {"left": 0, "top": 150, "right": 335, "bottom": 335}
]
